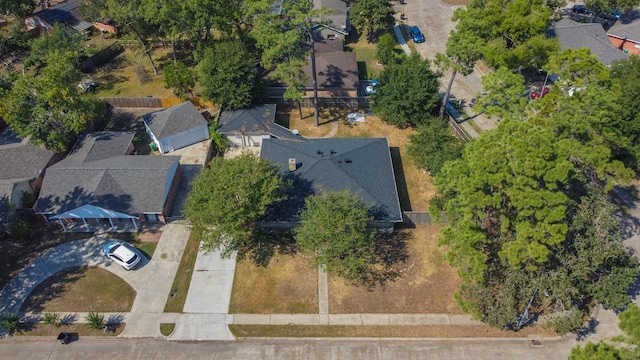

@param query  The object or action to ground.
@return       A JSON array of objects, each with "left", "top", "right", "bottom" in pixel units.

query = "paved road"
[{"left": 0, "top": 337, "right": 578, "bottom": 360}]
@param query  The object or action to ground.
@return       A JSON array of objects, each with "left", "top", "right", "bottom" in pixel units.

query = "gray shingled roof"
[
  {"left": 0, "top": 128, "right": 55, "bottom": 183},
  {"left": 313, "top": 0, "right": 348, "bottom": 33},
  {"left": 35, "top": 132, "right": 179, "bottom": 215},
  {"left": 607, "top": 10, "right": 640, "bottom": 43},
  {"left": 302, "top": 43, "right": 359, "bottom": 89},
  {"left": 143, "top": 101, "right": 207, "bottom": 139},
  {"left": 260, "top": 138, "right": 402, "bottom": 223},
  {"left": 217, "top": 104, "right": 300, "bottom": 140},
  {"left": 64, "top": 131, "right": 134, "bottom": 164},
  {"left": 549, "top": 18, "right": 627, "bottom": 65}
]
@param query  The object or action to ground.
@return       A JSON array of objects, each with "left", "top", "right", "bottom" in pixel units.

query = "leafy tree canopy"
[
  {"left": 25, "top": 23, "right": 86, "bottom": 68},
  {"left": 0, "top": 0, "right": 35, "bottom": 17},
  {"left": 295, "top": 190, "right": 376, "bottom": 281},
  {"left": 198, "top": 39, "right": 255, "bottom": 110},
  {"left": 407, "top": 117, "right": 464, "bottom": 176},
  {"left": 349, "top": 0, "right": 395, "bottom": 42},
  {"left": 474, "top": 67, "right": 528, "bottom": 120},
  {"left": 163, "top": 61, "right": 195, "bottom": 100},
  {"left": 371, "top": 53, "right": 440, "bottom": 127},
  {"left": 183, "top": 153, "right": 290, "bottom": 256}
]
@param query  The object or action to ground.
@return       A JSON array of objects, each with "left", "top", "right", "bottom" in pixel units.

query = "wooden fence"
[
  {"left": 103, "top": 97, "right": 215, "bottom": 109},
  {"left": 272, "top": 97, "right": 370, "bottom": 109}
]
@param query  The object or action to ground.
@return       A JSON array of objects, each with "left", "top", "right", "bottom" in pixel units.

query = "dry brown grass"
[
  {"left": 230, "top": 250, "right": 318, "bottom": 314},
  {"left": 329, "top": 225, "right": 461, "bottom": 314},
  {"left": 230, "top": 324, "right": 556, "bottom": 338},
  {"left": 282, "top": 108, "right": 435, "bottom": 210},
  {"left": 20, "top": 266, "right": 136, "bottom": 313}
]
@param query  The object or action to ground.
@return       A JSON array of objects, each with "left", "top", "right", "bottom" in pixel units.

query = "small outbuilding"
[{"left": 143, "top": 101, "right": 209, "bottom": 154}]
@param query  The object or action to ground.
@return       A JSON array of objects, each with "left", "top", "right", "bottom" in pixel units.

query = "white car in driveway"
[{"left": 103, "top": 241, "right": 141, "bottom": 270}]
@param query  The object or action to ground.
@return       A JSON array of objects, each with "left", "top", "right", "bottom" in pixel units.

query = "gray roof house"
[
  {"left": 0, "top": 128, "right": 60, "bottom": 221},
  {"left": 218, "top": 104, "right": 302, "bottom": 148},
  {"left": 143, "top": 101, "right": 209, "bottom": 154},
  {"left": 259, "top": 137, "right": 403, "bottom": 230},
  {"left": 549, "top": 18, "right": 627, "bottom": 65},
  {"left": 312, "top": 0, "right": 351, "bottom": 40},
  {"left": 607, "top": 10, "right": 640, "bottom": 56},
  {"left": 35, "top": 132, "right": 182, "bottom": 232}
]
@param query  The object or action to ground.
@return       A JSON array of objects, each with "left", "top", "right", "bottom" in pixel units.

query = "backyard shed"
[{"left": 143, "top": 101, "right": 209, "bottom": 154}]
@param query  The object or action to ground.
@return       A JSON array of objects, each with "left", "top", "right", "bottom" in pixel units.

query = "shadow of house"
[
  {"left": 607, "top": 9, "right": 640, "bottom": 56},
  {"left": 34, "top": 132, "right": 182, "bottom": 232},
  {"left": 217, "top": 104, "right": 304, "bottom": 149},
  {"left": 0, "top": 127, "right": 62, "bottom": 222},
  {"left": 259, "top": 138, "right": 403, "bottom": 230},
  {"left": 548, "top": 18, "right": 628, "bottom": 65},
  {"left": 143, "top": 101, "right": 209, "bottom": 155}
]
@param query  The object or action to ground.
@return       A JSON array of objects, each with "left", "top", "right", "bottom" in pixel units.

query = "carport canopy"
[{"left": 49, "top": 204, "right": 138, "bottom": 231}]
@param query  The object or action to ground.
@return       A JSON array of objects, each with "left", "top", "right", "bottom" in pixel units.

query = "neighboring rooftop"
[
  {"left": 549, "top": 18, "right": 627, "bottom": 65},
  {"left": 64, "top": 131, "right": 134, "bottom": 164},
  {"left": 260, "top": 137, "right": 403, "bottom": 224},
  {"left": 29, "top": 0, "right": 92, "bottom": 32},
  {"left": 607, "top": 9, "right": 640, "bottom": 42},
  {"left": 143, "top": 101, "right": 207, "bottom": 139},
  {"left": 303, "top": 39, "right": 359, "bottom": 89},
  {"left": 0, "top": 128, "right": 55, "bottom": 183},
  {"left": 313, "top": 0, "right": 349, "bottom": 33},
  {"left": 217, "top": 104, "right": 301, "bottom": 141}
]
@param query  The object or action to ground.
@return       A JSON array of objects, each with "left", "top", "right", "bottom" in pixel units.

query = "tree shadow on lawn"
[
  {"left": 20, "top": 267, "right": 86, "bottom": 313},
  {"left": 238, "top": 230, "right": 298, "bottom": 268},
  {"left": 359, "top": 229, "right": 411, "bottom": 289}
]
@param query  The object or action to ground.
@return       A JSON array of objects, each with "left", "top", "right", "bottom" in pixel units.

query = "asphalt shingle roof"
[
  {"left": 549, "top": 18, "right": 627, "bottom": 65},
  {"left": 34, "top": 132, "right": 180, "bottom": 215},
  {"left": 260, "top": 138, "right": 402, "bottom": 223},
  {"left": 64, "top": 131, "right": 134, "bottom": 164},
  {"left": 607, "top": 10, "right": 640, "bottom": 43},
  {"left": 0, "top": 128, "right": 54, "bottom": 183},
  {"left": 302, "top": 40, "right": 359, "bottom": 89},
  {"left": 143, "top": 101, "right": 207, "bottom": 139},
  {"left": 217, "top": 104, "right": 301, "bottom": 141}
]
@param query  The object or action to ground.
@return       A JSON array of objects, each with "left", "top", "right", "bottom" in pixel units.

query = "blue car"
[{"left": 410, "top": 26, "right": 425, "bottom": 43}]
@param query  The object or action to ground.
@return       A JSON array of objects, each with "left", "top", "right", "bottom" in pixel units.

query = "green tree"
[
  {"left": 376, "top": 32, "right": 397, "bottom": 65},
  {"left": 609, "top": 55, "right": 640, "bottom": 166},
  {"left": 618, "top": 304, "right": 640, "bottom": 345},
  {"left": 183, "top": 153, "right": 289, "bottom": 256},
  {"left": 371, "top": 53, "right": 440, "bottom": 127},
  {"left": 0, "top": 51, "right": 105, "bottom": 152},
  {"left": 295, "top": 191, "right": 376, "bottom": 281},
  {"left": 349, "top": 0, "right": 395, "bottom": 42},
  {"left": 163, "top": 62, "right": 196, "bottom": 99},
  {"left": 569, "top": 341, "right": 628, "bottom": 360},
  {"left": 474, "top": 67, "right": 528, "bottom": 120},
  {"left": 407, "top": 118, "right": 464, "bottom": 175},
  {"left": 0, "top": 0, "right": 35, "bottom": 17},
  {"left": 432, "top": 119, "right": 636, "bottom": 329},
  {"left": 198, "top": 39, "right": 255, "bottom": 110},
  {"left": 25, "top": 23, "right": 86, "bottom": 68}
]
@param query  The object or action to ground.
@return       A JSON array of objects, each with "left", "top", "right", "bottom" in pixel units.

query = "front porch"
[{"left": 49, "top": 204, "right": 140, "bottom": 233}]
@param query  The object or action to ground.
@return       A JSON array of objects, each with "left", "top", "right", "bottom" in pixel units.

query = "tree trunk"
[
  {"left": 310, "top": 37, "right": 319, "bottom": 127},
  {"left": 440, "top": 70, "right": 457, "bottom": 118},
  {"left": 298, "top": 101, "right": 303, "bottom": 120},
  {"left": 172, "top": 39, "right": 177, "bottom": 64},
  {"left": 133, "top": 30, "right": 158, "bottom": 75}
]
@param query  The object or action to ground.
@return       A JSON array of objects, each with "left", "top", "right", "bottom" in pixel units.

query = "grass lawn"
[
  {"left": 329, "top": 225, "right": 460, "bottom": 314},
  {"left": 164, "top": 233, "right": 199, "bottom": 313},
  {"left": 20, "top": 266, "right": 136, "bottom": 313},
  {"left": 229, "top": 324, "right": 555, "bottom": 338},
  {"left": 230, "top": 247, "right": 318, "bottom": 314}
]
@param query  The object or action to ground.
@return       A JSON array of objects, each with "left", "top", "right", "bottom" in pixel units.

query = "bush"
[
  {"left": 1, "top": 312, "right": 20, "bottom": 334},
  {"left": 41, "top": 311, "right": 60, "bottom": 326},
  {"left": 86, "top": 311, "right": 104, "bottom": 330}
]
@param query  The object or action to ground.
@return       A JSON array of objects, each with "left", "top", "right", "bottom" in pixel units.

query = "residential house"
[
  {"left": 259, "top": 137, "right": 403, "bottom": 230},
  {"left": 25, "top": 0, "right": 93, "bottom": 33},
  {"left": 548, "top": 18, "right": 628, "bottom": 65},
  {"left": 143, "top": 101, "right": 210, "bottom": 154},
  {"left": 312, "top": 0, "right": 351, "bottom": 40},
  {"left": 0, "top": 127, "right": 61, "bottom": 221},
  {"left": 217, "top": 104, "right": 302, "bottom": 148},
  {"left": 35, "top": 132, "right": 181, "bottom": 231},
  {"left": 267, "top": 38, "right": 360, "bottom": 100},
  {"left": 607, "top": 10, "right": 640, "bottom": 56}
]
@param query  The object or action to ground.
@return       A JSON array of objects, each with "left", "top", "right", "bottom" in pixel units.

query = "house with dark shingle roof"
[
  {"left": 259, "top": 137, "right": 403, "bottom": 230},
  {"left": 143, "top": 101, "right": 209, "bottom": 154},
  {"left": 548, "top": 18, "right": 628, "bottom": 65},
  {"left": 267, "top": 39, "right": 359, "bottom": 100},
  {"left": 217, "top": 104, "right": 303, "bottom": 148},
  {"left": 34, "top": 132, "right": 181, "bottom": 232},
  {"left": 0, "top": 127, "right": 61, "bottom": 221},
  {"left": 312, "top": 0, "right": 351, "bottom": 40},
  {"left": 607, "top": 10, "right": 640, "bottom": 56}
]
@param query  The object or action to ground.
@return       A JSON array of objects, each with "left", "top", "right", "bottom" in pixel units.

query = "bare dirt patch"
[
  {"left": 330, "top": 225, "right": 461, "bottom": 314},
  {"left": 230, "top": 249, "right": 318, "bottom": 314},
  {"left": 21, "top": 266, "right": 136, "bottom": 313}
]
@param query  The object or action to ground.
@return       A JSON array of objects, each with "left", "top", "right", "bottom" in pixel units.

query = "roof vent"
[
  {"left": 288, "top": 158, "right": 296, "bottom": 172},
  {"left": 344, "top": 158, "right": 352, "bottom": 163},
  {"left": 317, "top": 150, "right": 323, "bottom": 156},
  {"left": 330, "top": 149, "right": 336, "bottom": 154}
]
